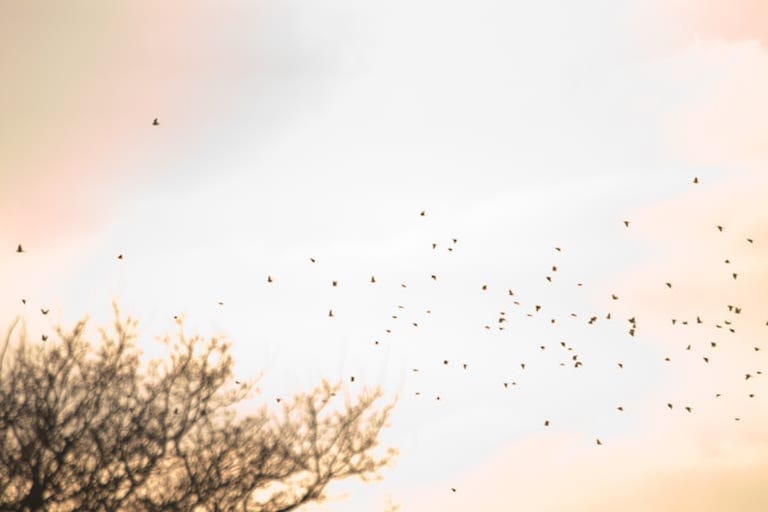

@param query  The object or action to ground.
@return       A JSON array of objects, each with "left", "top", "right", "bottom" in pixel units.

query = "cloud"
[{"left": 664, "top": 0, "right": 768, "bottom": 47}]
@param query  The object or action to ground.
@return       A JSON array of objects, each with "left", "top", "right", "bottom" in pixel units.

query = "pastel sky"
[{"left": 2, "top": 1, "right": 768, "bottom": 510}]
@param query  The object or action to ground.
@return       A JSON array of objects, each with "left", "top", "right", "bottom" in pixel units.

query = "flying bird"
[
  {"left": 16, "top": 244, "right": 24, "bottom": 253},
  {"left": 152, "top": 118, "right": 159, "bottom": 126},
  {"left": 623, "top": 220, "right": 630, "bottom": 227},
  {"left": 420, "top": 210, "right": 426, "bottom": 217},
  {"left": 267, "top": 275, "right": 273, "bottom": 283},
  {"left": 693, "top": 176, "right": 699, "bottom": 184},
  {"left": 717, "top": 225, "right": 723, "bottom": 232},
  {"left": 40, "top": 308, "right": 49, "bottom": 315}
]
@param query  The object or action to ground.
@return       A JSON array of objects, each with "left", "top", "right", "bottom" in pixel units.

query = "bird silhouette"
[
  {"left": 40, "top": 308, "right": 49, "bottom": 315},
  {"left": 16, "top": 244, "right": 24, "bottom": 253},
  {"left": 693, "top": 177, "right": 699, "bottom": 184},
  {"left": 152, "top": 118, "right": 159, "bottom": 126}
]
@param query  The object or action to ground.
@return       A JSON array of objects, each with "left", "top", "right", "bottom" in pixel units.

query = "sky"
[{"left": 2, "top": 1, "right": 768, "bottom": 510}]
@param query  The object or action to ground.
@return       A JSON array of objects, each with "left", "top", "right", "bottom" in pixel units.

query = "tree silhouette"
[{"left": 0, "top": 308, "right": 396, "bottom": 511}]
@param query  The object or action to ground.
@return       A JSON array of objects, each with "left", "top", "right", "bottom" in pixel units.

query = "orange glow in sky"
[{"left": 2, "top": 1, "right": 768, "bottom": 510}]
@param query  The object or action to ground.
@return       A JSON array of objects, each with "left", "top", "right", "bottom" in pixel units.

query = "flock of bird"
[{"left": 12, "top": 151, "right": 766, "bottom": 495}]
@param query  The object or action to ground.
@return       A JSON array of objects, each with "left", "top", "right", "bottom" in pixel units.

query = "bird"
[
  {"left": 117, "top": 254, "right": 124, "bottom": 260},
  {"left": 267, "top": 275, "right": 273, "bottom": 283},
  {"left": 732, "top": 273, "right": 738, "bottom": 280},
  {"left": 611, "top": 294, "right": 619, "bottom": 300},
  {"left": 350, "top": 376, "right": 355, "bottom": 382},
  {"left": 482, "top": 284, "right": 488, "bottom": 291},
  {"left": 685, "top": 406, "right": 692, "bottom": 413},
  {"left": 623, "top": 220, "right": 630, "bottom": 227},
  {"left": 21, "top": 299, "right": 26, "bottom": 305},
  {"left": 451, "top": 488, "right": 457, "bottom": 493},
  {"left": 16, "top": 244, "right": 24, "bottom": 253},
  {"left": 717, "top": 225, "right": 723, "bottom": 232},
  {"left": 747, "top": 238, "right": 754, "bottom": 244},
  {"left": 152, "top": 118, "right": 159, "bottom": 126},
  {"left": 328, "top": 309, "right": 334, "bottom": 317},
  {"left": 332, "top": 280, "right": 338, "bottom": 287},
  {"left": 693, "top": 176, "right": 699, "bottom": 184},
  {"left": 544, "top": 420, "right": 550, "bottom": 427},
  {"left": 617, "top": 406, "right": 624, "bottom": 412},
  {"left": 555, "top": 246, "right": 562, "bottom": 252},
  {"left": 452, "top": 238, "right": 458, "bottom": 244},
  {"left": 596, "top": 438, "right": 602, "bottom": 445},
  {"left": 371, "top": 275, "right": 376, "bottom": 283},
  {"left": 310, "top": 257, "right": 316, "bottom": 263},
  {"left": 667, "top": 403, "right": 673, "bottom": 410},
  {"left": 665, "top": 282, "right": 672, "bottom": 288},
  {"left": 420, "top": 210, "right": 426, "bottom": 217},
  {"left": 40, "top": 308, "right": 49, "bottom": 315},
  {"left": 432, "top": 243, "right": 438, "bottom": 249},
  {"left": 431, "top": 275, "right": 437, "bottom": 280},
  {"left": 41, "top": 334, "right": 48, "bottom": 341}
]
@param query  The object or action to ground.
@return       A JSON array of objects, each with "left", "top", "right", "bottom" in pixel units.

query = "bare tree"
[{"left": 0, "top": 308, "right": 396, "bottom": 511}]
